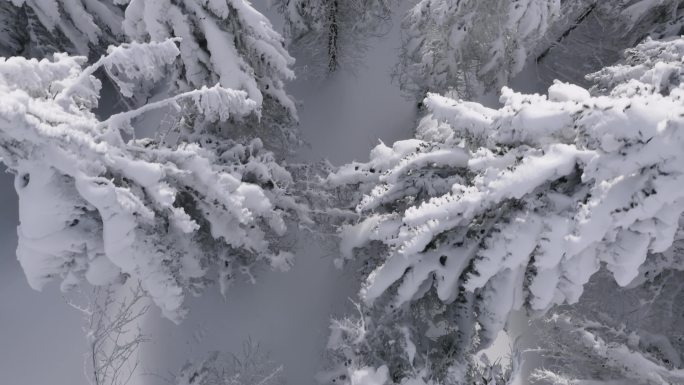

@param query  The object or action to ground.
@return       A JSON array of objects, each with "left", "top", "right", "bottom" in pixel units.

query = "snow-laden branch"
[
  {"left": 122, "top": 0, "right": 297, "bottom": 120},
  {"left": 101, "top": 85, "right": 257, "bottom": 130},
  {"left": 2, "top": 0, "right": 300, "bottom": 148},
  {"left": 325, "top": 36, "right": 684, "bottom": 384},
  {"left": 0, "top": 41, "right": 307, "bottom": 322}
]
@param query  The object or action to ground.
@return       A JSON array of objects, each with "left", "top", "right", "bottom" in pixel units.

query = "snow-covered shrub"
[
  {"left": 273, "top": 0, "right": 392, "bottom": 73},
  {"left": 395, "top": 0, "right": 560, "bottom": 100},
  {"left": 0, "top": 40, "right": 307, "bottom": 322},
  {"left": 325, "top": 37, "right": 684, "bottom": 383}
]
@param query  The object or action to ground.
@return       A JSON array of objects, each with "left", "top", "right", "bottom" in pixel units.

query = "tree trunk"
[{"left": 327, "top": 0, "right": 338, "bottom": 72}]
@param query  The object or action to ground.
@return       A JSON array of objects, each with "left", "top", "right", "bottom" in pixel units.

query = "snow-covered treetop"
[
  {"left": 394, "top": 0, "right": 683, "bottom": 102},
  {"left": 0, "top": 41, "right": 307, "bottom": 322},
  {"left": 395, "top": 0, "right": 560, "bottom": 99},
  {"left": 528, "top": 0, "right": 683, "bottom": 88},
  {"left": 326, "top": 36, "right": 684, "bottom": 383}
]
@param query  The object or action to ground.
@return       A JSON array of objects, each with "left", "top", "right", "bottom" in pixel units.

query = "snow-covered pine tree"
[
  {"left": 273, "top": 0, "right": 392, "bottom": 74},
  {"left": 533, "top": 0, "right": 684, "bottom": 87},
  {"left": 0, "top": 0, "right": 123, "bottom": 57},
  {"left": 324, "top": 36, "right": 684, "bottom": 384},
  {"left": 0, "top": 0, "right": 300, "bottom": 148},
  {"left": 120, "top": 0, "right": 299, "bottom": 148},
  {"left": 395, "top": 0, "right": 560, "bottom": 100},
  {"left": 0, "top": 40, "right": 308, "bottom": 322},
  {"left": 395, "top": 0, "right": 684, "bottom": 102}
]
